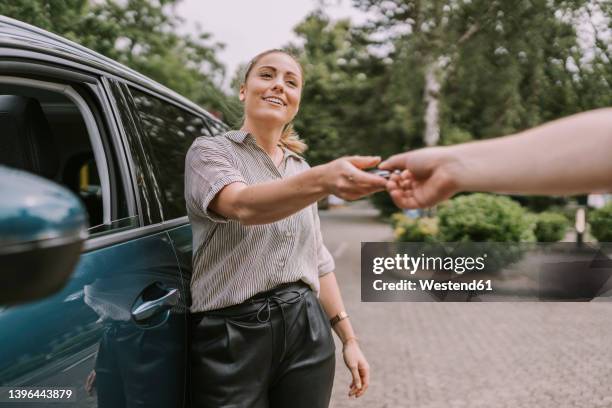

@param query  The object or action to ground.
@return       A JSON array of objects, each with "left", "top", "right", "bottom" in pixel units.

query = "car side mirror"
[{"left": 0, "top": 166, "right": 88, "bottom": 305}]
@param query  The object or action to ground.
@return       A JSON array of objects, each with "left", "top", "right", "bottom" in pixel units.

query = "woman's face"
[{"left": 240, "top": 52, "right": 302, "bottom": 128}]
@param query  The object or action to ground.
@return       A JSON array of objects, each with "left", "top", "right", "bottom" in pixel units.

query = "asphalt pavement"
[{"left": 320, "top": 201, "right": 612, "bottom": 408}]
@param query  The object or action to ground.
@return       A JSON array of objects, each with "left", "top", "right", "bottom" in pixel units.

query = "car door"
[
  {"left": 111, "top": 82, "right": 224, "bottom": 307},
  {"left": 164, "top": 113, "right": 230, "bottom": 305},
  {"left": 0, "top": 63, "right": 188, "bottom": 407}
]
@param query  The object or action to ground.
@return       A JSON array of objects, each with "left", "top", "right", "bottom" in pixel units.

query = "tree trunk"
[{"left": 423, "top": 59, "right": 442, "bottom": 146}]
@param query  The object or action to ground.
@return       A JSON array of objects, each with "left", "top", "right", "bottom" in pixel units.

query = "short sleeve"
[
  {"left": 184, "top": 137, "right": 246, "bottom": 223},
  {"left": 312, "top": 204, "right": 335, "bottom": 276}
]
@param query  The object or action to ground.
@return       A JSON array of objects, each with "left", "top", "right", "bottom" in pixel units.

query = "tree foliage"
[
  {"left": 288, "top": 11, "right": 402, "bottom": 165},
  {"left": 290, "top": 1, "right": 610, "bottom": 212},
  {"left": 351, "top": 0, "right": 611, "bottom": 145}
]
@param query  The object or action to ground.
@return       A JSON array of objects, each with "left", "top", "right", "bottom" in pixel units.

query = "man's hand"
[{"left": 379, "top": 148, "right": 460, "bottom": 208}]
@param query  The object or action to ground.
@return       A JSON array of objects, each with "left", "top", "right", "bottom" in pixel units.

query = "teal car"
[{"left": 0, "top": 15, "right": 226, "bottom": 407}]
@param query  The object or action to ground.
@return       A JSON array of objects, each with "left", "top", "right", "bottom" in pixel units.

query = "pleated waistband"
[{"left": 192, "top": 281, "right": 311, "bottom": 319}]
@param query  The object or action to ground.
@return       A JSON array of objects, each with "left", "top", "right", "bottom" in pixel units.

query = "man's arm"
[
  {"left": 380, "top": 108, "right": 612, "bottom": 208},
  {"left": 451, "top": 108, "right": 612, "bottom": 195}
]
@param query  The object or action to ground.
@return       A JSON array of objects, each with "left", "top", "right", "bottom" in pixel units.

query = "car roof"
[{"left": 0, "top": 15, "right": 223, "bottom": 123}]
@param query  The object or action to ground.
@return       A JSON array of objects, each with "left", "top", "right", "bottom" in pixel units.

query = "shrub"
[
  {"left": 392, "top": 213, "right": 438, "bottom": 242},
  {"left": 437, "top": 193, "right": 535, "bottom": 242},
  {"left": 533, "top": 212, "right": 569, "bottom": 242},
  {"left": 436, "top": 194, "right": 539, "bottom": 273},
  {"left": 390, "top": 212, "right": 407, "bottom": 227},
  {"left": 590, "top": 203, "right": 612, "bottom": 242}
]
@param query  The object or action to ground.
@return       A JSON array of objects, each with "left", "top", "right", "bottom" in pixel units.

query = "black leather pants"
[{"left": 191, "top": 281, "right": 336, "bottom": 408}]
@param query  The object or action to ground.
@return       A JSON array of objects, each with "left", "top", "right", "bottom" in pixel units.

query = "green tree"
[
  {"left": 348, "top": 0, "right": 610, "bottom": 214},
  {"left": 287, "top": 11, "right": 401, "bottom": 166},
  {"left": 352, "top": 0, "right": 606, "bottom": 147},
  {"left": 0, "top": 0, "right": 90, "bottom": 41}
]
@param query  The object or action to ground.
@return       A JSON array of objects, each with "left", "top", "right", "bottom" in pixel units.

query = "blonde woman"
[{"left": 185, "top": 49, "right": 386, "bottom": 407}]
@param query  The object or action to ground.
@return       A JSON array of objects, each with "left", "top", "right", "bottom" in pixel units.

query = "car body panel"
[
  {"left": 166, "top": 225, "right": 194, "bottom": 307},
  {"left": 0, "top": 230, "right": 187, "bottom": 407}
]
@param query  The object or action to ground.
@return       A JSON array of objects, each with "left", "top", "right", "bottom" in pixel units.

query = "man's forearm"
[{"left": 451, "top": 108, "right": 612, "bottom": 195}]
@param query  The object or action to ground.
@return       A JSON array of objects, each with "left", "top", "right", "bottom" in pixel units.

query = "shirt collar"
[
  {"left": 225, "top": 130, "right": 304, "bottom": 161},
  {"left": 225, "top": 130, "right": 251, "bottom": 143}
]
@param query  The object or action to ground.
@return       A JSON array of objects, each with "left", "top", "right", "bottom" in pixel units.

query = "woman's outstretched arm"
[{"left": 210, "top": 156, "right": 387, "bottom": 225}]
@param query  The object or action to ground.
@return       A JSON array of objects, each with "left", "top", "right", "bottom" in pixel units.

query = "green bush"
[
  {"left": 590, "top": 203, "right": 612, "bottom": 242},
  {"left": 437, "top": 193, "right": 536, "bottom": 242},
  {"left": 392, "top": 213, "right": 438, "bottom": 242},
  {"left": 533, "top": 212, "right": 569, "bottom": 242},
  {"left": 390, "top": 212, "right": 406, "bottom": 227}
]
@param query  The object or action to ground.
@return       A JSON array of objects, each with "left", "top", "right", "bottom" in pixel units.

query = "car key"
[{"left": 367, "top": 169, "right": 394, "bottom": 179}]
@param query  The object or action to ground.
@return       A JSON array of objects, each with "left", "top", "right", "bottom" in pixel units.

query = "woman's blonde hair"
[{"left": 242, "top": 49, "right": 307, "bottom": 154}]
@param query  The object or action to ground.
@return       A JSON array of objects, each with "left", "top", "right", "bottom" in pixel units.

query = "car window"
[
  {"left": 129, "top": 87, "right": 214, "bottom": 220},
  {"left": 204, "top": 114, "right": 230, "bottom": 135},
  {"left": 0, "top": 81, "right": 134, "bottom": 236}
]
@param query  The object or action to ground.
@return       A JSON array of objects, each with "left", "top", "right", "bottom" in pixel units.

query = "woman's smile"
[{"left": 262, "top": 96, "right": 286, "bottom": 107}]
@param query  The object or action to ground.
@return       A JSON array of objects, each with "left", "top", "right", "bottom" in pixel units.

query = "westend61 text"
[{"left": 373, "top": 279, "right": 493, "bottom": 292}]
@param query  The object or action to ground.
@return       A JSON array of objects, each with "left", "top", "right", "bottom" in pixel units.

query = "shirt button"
[{"left": 284, "top": 231, "right": 293, "bottom": 237}]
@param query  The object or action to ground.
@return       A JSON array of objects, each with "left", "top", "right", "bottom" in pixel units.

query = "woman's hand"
[
  {"left": 342, "top": 338, "right": 370, "bottom": 398},
  {"left": 322, "top": 156, "right": 388, "bottom": 201}
]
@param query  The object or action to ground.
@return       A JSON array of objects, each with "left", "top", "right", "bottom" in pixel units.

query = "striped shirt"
[{"left": 185, "top": 130, "right": 335, "bottom": 312}]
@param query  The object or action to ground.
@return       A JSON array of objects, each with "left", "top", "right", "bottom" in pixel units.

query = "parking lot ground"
[{"left": 320, "top": 201, "right": 612, "bottom": 408}]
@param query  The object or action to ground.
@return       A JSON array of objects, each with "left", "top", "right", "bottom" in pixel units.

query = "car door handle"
[{"left": 131, "top": 288, "right": 179, "bottom": 322}]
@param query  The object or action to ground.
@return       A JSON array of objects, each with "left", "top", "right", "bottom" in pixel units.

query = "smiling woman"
[
  {"left": 185, "top": 49, "right": 385, "bottom": 407},
  {"left": 239, "top": 49, "right": 306, "bottom": 158}
]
